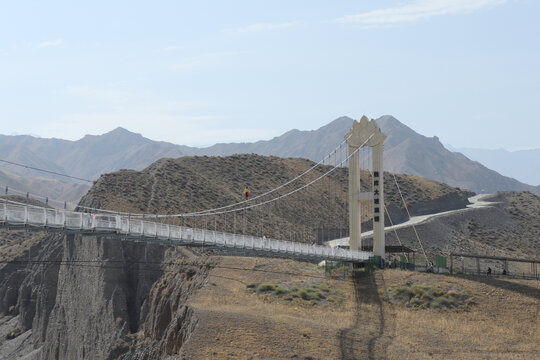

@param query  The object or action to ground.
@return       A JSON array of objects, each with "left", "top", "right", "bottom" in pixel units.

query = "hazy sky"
[{"left": 1, "top": 0, "right": 538, "bottom": 150}]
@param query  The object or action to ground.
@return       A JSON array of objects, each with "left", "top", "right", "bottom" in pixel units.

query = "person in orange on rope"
[{"left": 243, "top": 187, "right": 250, "bottom": 200}]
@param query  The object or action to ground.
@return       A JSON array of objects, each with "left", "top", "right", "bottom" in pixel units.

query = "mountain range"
[
  {"left": 450, "top": 147, "right": 540, "bottom": 186},
  {"left": 0, "top": 115, "right": 538, "bottom": 204}
]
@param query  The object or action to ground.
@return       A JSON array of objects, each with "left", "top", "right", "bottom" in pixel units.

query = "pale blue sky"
[{"left": 0, "top": 0, "right": 538, "bottom": 150}]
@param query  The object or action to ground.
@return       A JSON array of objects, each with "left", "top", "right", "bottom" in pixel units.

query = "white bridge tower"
[{"left": 346, "top": 116, "right": 387, "bottom": 260}]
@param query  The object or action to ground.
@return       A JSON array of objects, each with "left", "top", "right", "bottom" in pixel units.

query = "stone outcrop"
[{"left": 0, "top": 231, "right": 212, "bottom": 359}]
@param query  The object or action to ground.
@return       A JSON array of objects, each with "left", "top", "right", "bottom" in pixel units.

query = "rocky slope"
[
  {"left": 0, "top": 168, "right": 89, "bottom": 205},
  {"left": 455, "top": 147, "right": 540, "bottom": 186},
  {"left": 80, "top": 154, "right": 473, "bottom": 243},
  {"left": 379, "top": 191, "right": 540, "bottom": 262}
]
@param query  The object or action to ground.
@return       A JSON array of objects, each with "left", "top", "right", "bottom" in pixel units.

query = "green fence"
[{"left": 435, "top": 256, "right": 447, "bottom": 268}]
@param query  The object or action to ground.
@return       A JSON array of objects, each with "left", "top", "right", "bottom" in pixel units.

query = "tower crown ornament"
[{"left": 345, "top": 115, "right": 387, "bottom": 148}]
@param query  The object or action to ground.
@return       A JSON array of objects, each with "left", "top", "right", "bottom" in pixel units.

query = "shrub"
[
  {"left": 298, "top": 289, "right": 312, "bottom": 300},
  {"left": 431, "top": 296, "right": 452, "bottom": 309},
  {"left": 319, "top": 283, "right": 331, "bottom": 292},
  {"left": 429, "top": 287, "right": 445, "bottom": 297},
  {"left": 311, "top": 290, "right": 325, "bottom": 299},
  {"left": 257, "top": 283, "right": 276, "bottom": 292},
  {"left": 410, "top": 297, "right": 428, "bottom": 309},
  {"left": 275, "top": 286, "right": 289, "bottom": 295},
  {"left": 388, "top": 283, "right": 472, "bottom": 311},
  {"left": 185, "top": 268, "right": 196, "bottom": 280},
  {"left": 5, "top": 327, "right": 22, "bottom": 340},
  {"left": 390, "top": 286, "right": 414, "bottom": 303}
]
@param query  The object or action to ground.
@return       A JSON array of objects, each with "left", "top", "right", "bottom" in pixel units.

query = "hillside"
[
  {"left": 0, "top": 167, "right": 89, "bottom": 205},
  {"left": 80, "top": 154, "right": 472, "bottom": 243},
  {"left": 380, "top": 191, "right": 540, "bottom": 263},
  {"left": 377, "top": 116, "right": 540, "bottom": 195},
  {"left": 1, "top": 116, "right": 538, "bottom": 203},
  {"left": 0, "top": 128, "right": 188, "bottom": 181},
  {"left": 455, "top": 147, "right": 540, "bottom": 186}
]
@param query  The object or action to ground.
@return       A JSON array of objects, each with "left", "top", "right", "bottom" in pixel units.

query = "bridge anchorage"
[{"left": 346, "top": 116, "right": 387, "bottom": 263}]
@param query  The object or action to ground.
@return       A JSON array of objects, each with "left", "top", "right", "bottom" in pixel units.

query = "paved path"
[{"left": 327, "top": 194, "right": 499, "bottom": 248}]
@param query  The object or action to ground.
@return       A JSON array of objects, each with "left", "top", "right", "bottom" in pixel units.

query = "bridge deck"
[{"left": 0, "top": 201, "right": 372, "bottom": 263}]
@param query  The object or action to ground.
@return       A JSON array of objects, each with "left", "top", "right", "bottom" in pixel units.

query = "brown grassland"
[{"left": 181, "top": 256, "right": 540, "bottom": 359}]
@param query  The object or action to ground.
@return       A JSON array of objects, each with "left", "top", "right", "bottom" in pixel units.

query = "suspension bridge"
[{"left": 0, "top": 116, "right": 412, "bottom": 266}]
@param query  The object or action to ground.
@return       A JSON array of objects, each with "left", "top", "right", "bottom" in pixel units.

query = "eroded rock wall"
[{"left": 0, "top": 231, "right": 212, "bottom": 360}]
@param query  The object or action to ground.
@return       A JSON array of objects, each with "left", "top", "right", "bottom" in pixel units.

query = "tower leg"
[
  {"left": 372, "top": 144, "right": 385, "bottom": 260},
  {"left": 348, "top": 146, "right": 361, "bottom": 251}
]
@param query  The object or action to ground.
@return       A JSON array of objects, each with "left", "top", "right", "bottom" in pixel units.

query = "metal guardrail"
[{"left": 0, "top": 201, "right": 372, "bottom": 263}]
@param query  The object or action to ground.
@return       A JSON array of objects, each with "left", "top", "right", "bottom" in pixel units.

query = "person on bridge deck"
[
  {"left": 487, "top": 267, "right": 492, "bottom": 276},
  {"left": 243, "top": 187, "right": 250, "bottom": 200}
]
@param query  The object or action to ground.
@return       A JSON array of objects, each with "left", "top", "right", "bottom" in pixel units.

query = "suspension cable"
[
  {"left": 390, "top": 172, "right": 429, "bottom": 264},
  {"left": 0, "top": 159, "right": 94, "bottom": 183},
  {"left": 164, "top": 134, "right": 354, "bottom": 217},
  {"left": 14, "top": 134, "right": 356, "bottom": 217},
  {"left": 167, "top": 134, "right": 374, "bottom": 218}
]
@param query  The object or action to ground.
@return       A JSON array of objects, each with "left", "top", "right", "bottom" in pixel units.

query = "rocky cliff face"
[{"left": 0, "top": 232, "right": 213, "bottom": 359}]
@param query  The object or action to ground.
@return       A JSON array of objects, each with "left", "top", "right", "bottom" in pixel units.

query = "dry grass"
[
  {"left": 181, "top": 256, "right": 357, "bottom": 359},
  {"left": 178, "top": 260, "right": 539, "bottom": 359},
  {"left": 383, "top": 270, "right": 540, "bottom": 359}
]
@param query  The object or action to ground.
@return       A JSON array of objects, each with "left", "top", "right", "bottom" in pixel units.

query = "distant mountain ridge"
[
  {"left": 0, "top": 116, "right": 538, "bottom": 202},
  {"left": 452, "top": 147, "right": 540, "bottom": 186}
]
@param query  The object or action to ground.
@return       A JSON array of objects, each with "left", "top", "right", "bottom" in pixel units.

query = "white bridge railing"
[{"left": 0, "top": 201, "right": 372, "bottom": 263}]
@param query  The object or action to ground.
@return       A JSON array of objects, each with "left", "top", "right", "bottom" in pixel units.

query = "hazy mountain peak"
[{"left": 105, "top": 127, "right": 143, "bottom": 138}]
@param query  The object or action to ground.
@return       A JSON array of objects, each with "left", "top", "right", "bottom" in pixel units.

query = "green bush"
[
  {"left": 258, "top": 283, "right": 276, "bottom": 292},
  {"left": 319, "top": 283, "right": 331, "bottom": 292},
  {"left": 388, "top": 283, "right": 471, "bottom": 311},
  {"left": 390, "top": 285, "right": 414, "bottom": 303},
  {"left": 428, "top": 287, "right": 445, "bottom": 297},
  {"left": 254, "top": 281, "right": 342, "bottom": 305},
  {"left": 298, "top": 289, "right": 312, "bottom": 300},
  {"left": 410, "top": 297, "right": 428, "bottom": 309},
  {"left": 275, "top": 286, "right": 289, "bottom": 295},
  {"left": 431, "top": 296, "right": 452, "bottom": 309}
]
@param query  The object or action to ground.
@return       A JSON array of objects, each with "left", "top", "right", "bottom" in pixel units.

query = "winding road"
[{"left": 327, "top": 194, "right": 499, "bottom": 248}]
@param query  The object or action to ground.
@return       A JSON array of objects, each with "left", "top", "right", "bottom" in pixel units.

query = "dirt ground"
[
  {"left": 181, "top": 256, "right": 357, "bottom": 359},
  {"left": 180, "top": 257, "right": 540, "bottom": 360}
]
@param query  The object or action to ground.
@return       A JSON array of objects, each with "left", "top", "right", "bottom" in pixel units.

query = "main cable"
[
  {"left": 135, "top": 133, "right": 375, "bottom": 218},
  {"left": 0, "top": 159, "right": 94, "bottom": 183},
  {"left": 163, "top": 134, "right": 355, "bottom": 217}
]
